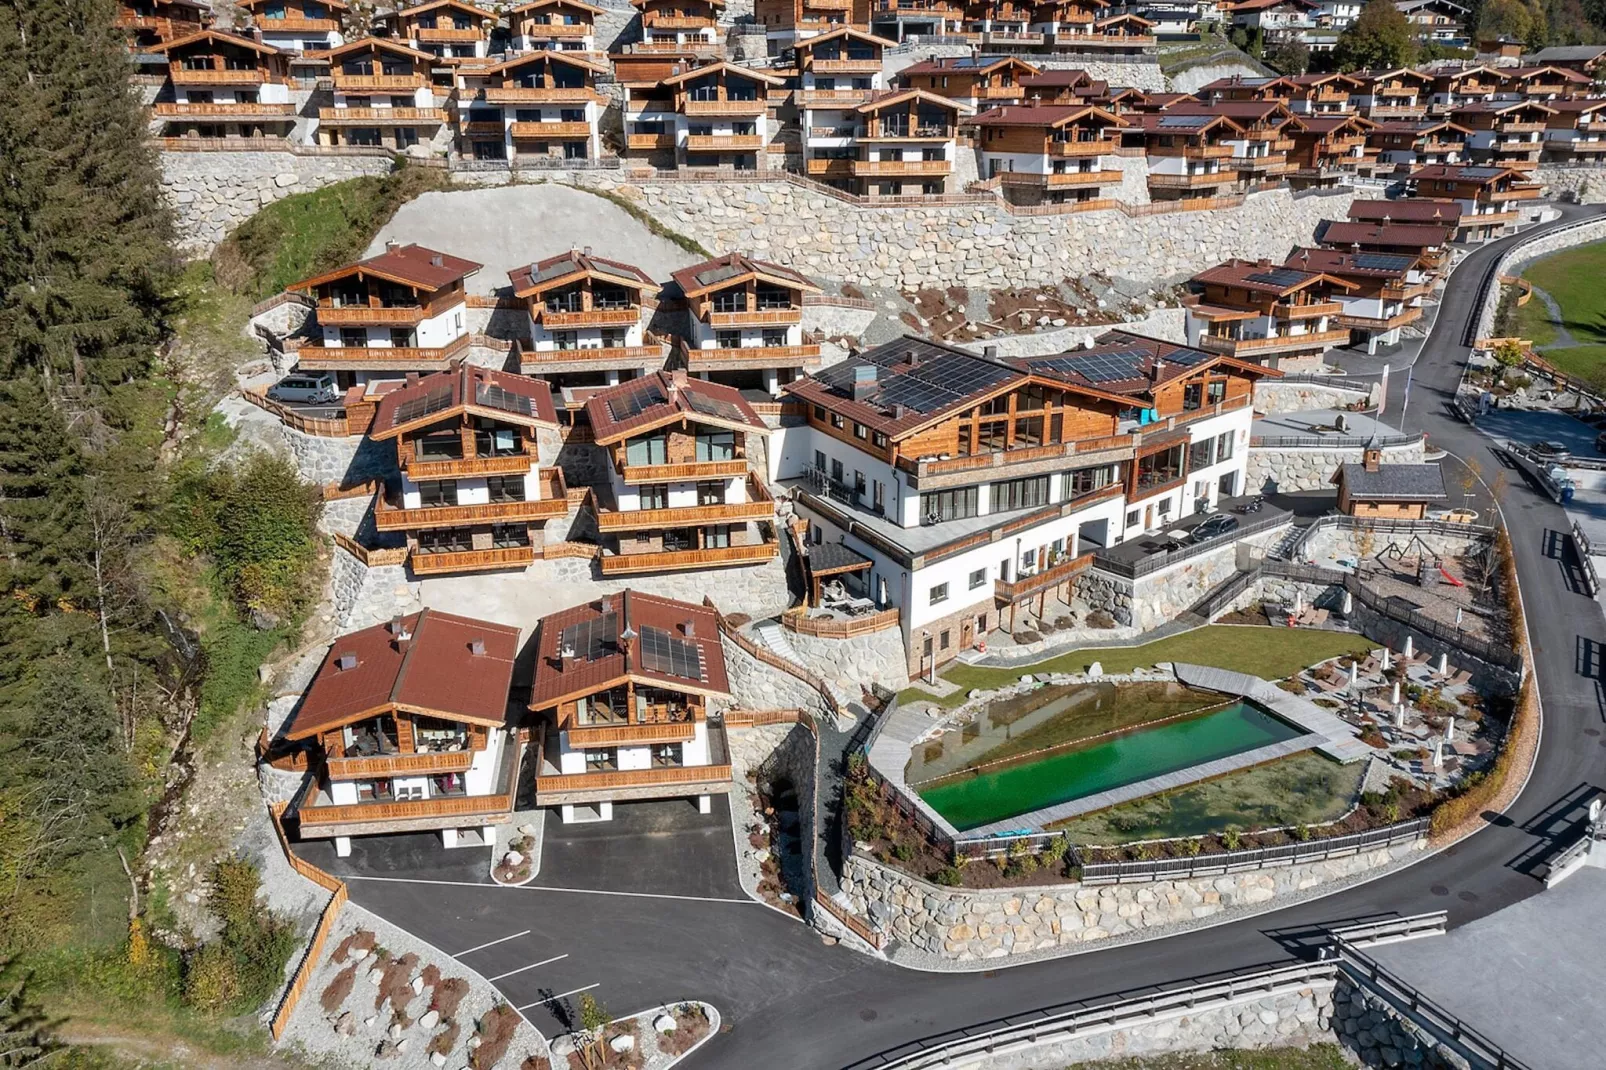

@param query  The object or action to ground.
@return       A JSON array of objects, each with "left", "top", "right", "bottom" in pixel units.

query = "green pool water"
[{"left": 916, "top": 701, "right": 1305, "bottom": 831}]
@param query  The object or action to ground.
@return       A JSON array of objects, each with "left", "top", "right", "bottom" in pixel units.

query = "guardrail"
[
  {"left": 1323, "top": 910, "right": 1447, "bottom": 948},
  {"left": 1467, "top": 213, "right": 1606, "bottom": 347},
  {"left": 1092, "top": 508, "right": 1291, "bottom": 579},
  {"left": 1281, "top": 515, "right": 1495, "bottom": 563},
  {"left": 1079, "top": 818, "right": 1429, "bottom": 885},
  {"left": 1249, "top": 432, "right": 1422, "bottom": 449},
  {"left": 1343, "top": 574, "right": 1518, "bottom": 672},
  {"left": 1571, "top": 520, "right": 1600, "bottom": 596}
]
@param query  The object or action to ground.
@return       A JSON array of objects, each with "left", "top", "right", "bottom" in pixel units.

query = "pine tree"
[{"left": 0, "top": 378, "right": 91, "bottom": 604}]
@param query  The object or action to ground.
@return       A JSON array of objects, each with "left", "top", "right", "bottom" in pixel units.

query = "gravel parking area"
[{"left": 368, "top": 186, "right": 705, "bottom": 296}]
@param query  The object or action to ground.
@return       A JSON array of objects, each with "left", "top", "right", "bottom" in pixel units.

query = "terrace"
[{"left": 532, "top": 719, "right": 732, "bottom": 805}]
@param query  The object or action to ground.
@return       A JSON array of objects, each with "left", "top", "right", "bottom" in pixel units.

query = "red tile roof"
[
  {"left": 1348, "top": 198, "right": 1463, "bottom": 224},
  {"left": 1192, "top": 258, "right": 1351, "bottom": 295},
  {"left": 508, "top": 249, "right": 656, "bottom": 297},
  {"left": 530, "top": 590, "right": 729, "bottom": 709},
  {"left": 293, "top": 242, "right": 481, "bottom": 294},
  {"left": 669, "top": 252, "right": 818, "bottom": 300},
  {"left": 1285, "top": 246, "right": 1415, "bottom": 280},
  {"left": 1320, "top": 220, "right": 1453, "bottom": 248},
  {"left": 287, "top": 609, "right": 521, "bottom": 739},
  {"left": 970, "top": 104, "right": 1122, "bottom": 127},
  {"left": 371, "top": 364, "right": 559, "bottom": 439},
  {"left": 584, "top": 370, "right": 767, "bottom": 445}
]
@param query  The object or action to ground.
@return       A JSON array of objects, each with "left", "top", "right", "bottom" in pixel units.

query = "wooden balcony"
[
  {"left": 316, "top": 303, "right": 430, "bottom": 326},
  {"left": 861, "top": 127, "right": 953, "bottom": 142},
  {"left": 534, "top": 723, "right": 731, "bottom": 803},
  {"left": 1496, "top": 120, "right": 1547, "bottom": 133},
  {"left": 1274, "top": 300, "right": 1343, "bottom": 319},
  {"left": 325, "top": 749, "right": 474, "bottom": 780},
  {"left": 523, "top": 22, "right": 592, "bottom": 37},
  {"left": 852, "top": 158, "right": 950, "bottom": 176},
  {"left": 707, "top": 306, "right": 801, "bottom": 326},
  {"left": 618, "top": 459, "right": 748, "bottom": 484},
  {"left": 683, "top": 343, "right": 821, "bottom": 368},
  {"left": 685, "top": 133, "right": 764, "bottom": 150},
  {"left": 257, "top": 15, "right": 341, "bottom": 30},
  {"left": 806, "top": 0, "right": 856, "bottom": 9},
  {"left": 154, "top": 101, "right": 297, "bottom": 116},
  {"left": 995, "top": 551, "right": 1094, "bottom": 604},
  {"left": 627, "top": 131, "right": 677, "bottom": 150},
  {"left": 459, "top": 121, "right": 504, "bottom": 136},
  {"left": 564, "top": 720, "right": 697, "bottom": 748},
  {"left": 1147, "top": 170, "right": 1230, "bottom": 188},
  {"left": 171, "top": 67, "right": 271, "bottom": 85},
  {"left": 334, "top": 73, "right": 429, "bottom": 90},
  {"left": 414, "top": 25, "right": 484, "bottom": 41},
  {"left": 1044, "top": 169, "right": 1121, "bottom": 187},
  {"left": 811, "top": 57, "right": 883, "bottom": 73},
  {"left": 406, "top": 451, "right": 536, "bottom": 479},
  {"left": 1197, "top": 328, "right": 1349, "bottom": 356},
  {"left": 798, "top": 91, "right": 872, "bottom": 108},
  {"left": 318, "top": 107, "right": 447, "bottom": 124},
  {"left": 298, "top": 739, "right": 518, "bottom": 834},
  {"left": 408, "top": 544, "right": 538, "bottom": 574},
  {"left": 522, "top": 344, "right": 662, "bottom": 369},
  {"left": 374, "top": 480, "right": 569, "bottom": 532},
  {"left": 983, "top": 30, "right": 1042, "bottom": 43},
  {"left": 1489, "top": 184, "right": 1542, "bottom": 201},
  {"left": 537, "top": 305, "right": 640, "bottom": 327},
  {"left": 975, "top": 84, "right": 1025, "bottom": 99},
  {"left": 683, "top": 98, "right": 766, "bottom": 116},
  {"left": 509, "top": 120, "right": 592, "bottom": 139},
  {"left": 1367, "top": 105, "right": 1426, "bottom": 119},
  {"left": 484, "top": 86, "right": 596, "bottom": 105},
  {"left": 1148, "top": 143, "right": 1233, "bottom": 159},
  {"left": 599, "top": 536, "right": 778, "bottom": 574},
  {"left": 806, "top": 158, "right": 854, "bottom": 176},
  {"left": 593, "top": 476, "right": 774, "bottom": 532},
  {"left": 294, "top": 334, "right": 470, "bottom": 371},
  {"left": 1049, "top": 138, "right": 1113, "bottom": 157},
  {"left": 1337, "top": 306, "right": 1423, "bottom": 331},
  {"left": 643, "top": 14, "right": 717, "bottom": 28}
]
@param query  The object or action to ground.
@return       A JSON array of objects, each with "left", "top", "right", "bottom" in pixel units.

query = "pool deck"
[{"left": 1170, "top": 663, "right": 1376, "bottom": 764}]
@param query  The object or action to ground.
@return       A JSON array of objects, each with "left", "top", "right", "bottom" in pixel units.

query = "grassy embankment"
[{"left": 1513, "top": 240, "right": 1606, "bottom": 381}]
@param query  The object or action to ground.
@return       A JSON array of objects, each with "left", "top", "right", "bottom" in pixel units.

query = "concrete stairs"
[{"left": 753, "top": 618, "right": 805, "bottom": 667}]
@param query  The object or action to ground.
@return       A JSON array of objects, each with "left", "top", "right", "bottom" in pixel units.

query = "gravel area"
[{"left": 279, "top": 899, "right": 552, "bottom": 1070}]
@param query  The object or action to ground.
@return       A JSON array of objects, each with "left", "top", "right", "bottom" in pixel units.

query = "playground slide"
[{"left": 1439, "top": 567, "right": 1464, "bottom": 587}]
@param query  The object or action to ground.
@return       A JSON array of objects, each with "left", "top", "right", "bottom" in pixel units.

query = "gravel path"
[{"left": 1529, "top": 284, "right": 1581, "bottom": 350}]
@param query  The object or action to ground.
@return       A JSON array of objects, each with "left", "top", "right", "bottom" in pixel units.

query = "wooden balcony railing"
[
  {"left": 707, "top": 307, "right": 800, "bottom": 326},
  {"left": 599, "top": 537, "right": 778, "bottom": 574},
  {"left": 315, "top": 303, "right": 429, "bottom": 326},
  {"left": 521, "top": 344, "right": 661, "bottom": 367},
  {"left": 405, "top": 452, "right": 534, "bottom": 479},
  {"left": 407, "top": 544, "right": 538, "bottom": 574},
  {"left": 458, "top": 121, "right": 504, "bottom": 136},
  {"left": 593, "top": 476, "right": 774, "bottom": 532},
  {"left": 1149, "top": 143, "right": 1234, "bottom": 159},
  {"left": 683, "top": 98, "right": 767, "bottom": 116},
  {"left": 618, "top": 459, "right": 748, "bottom": 484},
  {"left": 299, "top": 739, "right": 518, "bottom": 828},
  {"left": 1049, "top": 139, "right": 1114, "bottom": 157},
  {"left": 535, "top": 759, "right": 731, "bottom": 794},
  {"left": 414, "top": 25, "right": 484, "bottom": 41},
  {"left": 325, "top": 749, "right": 473, "bottom": 780},
  {"left": 485, "top": 86, "right": 597, "bottom": 104},
  {"left": 1043, "top": 169, "right": 1121, "bottom": 187},
  {"left": 1337, "top": 307, "right": 1423, "bottom": 331},
  {"left": 1198, "top": 328, "right": 1349, "bottom": 355},
  {"left": 537, "top": 306, "right": 639, "bottom": 327},
  {"left": 171, "top": 68, "right": 271, "bottom": 85},
  {"left": 256, "top": 15, "right": 341, "bottom": 30},
  {"left": 685, "top": 133, "right": 764, "bottom": 150},
  {"left": 509, "top": 120, "right": 592, "bottom": 139},
  {"left": 1148, "top": 170, "right": 1230, "bottom": 187},
  {"left": 994, "top": 551, "right": 1094, "bottom": 604},
  {"left": 628, "top": 132, "right": 677, "bottom": 150},
  {"left": 154, "top": 101, "right": 297, "bottom": 116},
  {"left": 374, "top": 480, "right": 569, "bottom": 531},
  {"left": 564, "top": 720, "right": 697, "bottom": 747},
  {"left": 318, "top": 107, "right": 446, "bottom": 124},
  {"left": 805, "top": 158, "right": 854, "bottom": 176},
  {"left": 684, "top": 343, "right": 820, "bottom": 365},
  {"left": 334, "top": 73, "right": 429, "bottom": 90},
  {"left": 522, "top": 22, "right": 591, "bottom": 36},
  {"left": 811, "top": 57, "right": 882, "bottom": 73},
  {"left": 780, "top": 605, "right": 900, "bottom": 637},
  {"left": 643, "top": 14, "right": 717, "bottom": 28},
  {"left": 294, "top": 333, "right": 470, "bottom": 369},
  {"left": 1274, "top": 300, "right": 1343, "bottom": 319},
  {"left": 852, "top": 158, "right": 951, "bottom": 176}
]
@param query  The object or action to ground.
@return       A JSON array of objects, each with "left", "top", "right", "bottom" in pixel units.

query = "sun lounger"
[{"left": 1450, "top": 669, "right": 1472, "bottom": 687}]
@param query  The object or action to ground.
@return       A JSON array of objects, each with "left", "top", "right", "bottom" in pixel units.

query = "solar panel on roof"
[
  {"left": 686, "top": 390, "right": 746, "bottom": 423},
  {"left": 1164, "top": 347, "right": 1214, "bottom": 368},
  {"left": 1351, "top": 253, "right": 1414, "bottom": 272},
  {"left": 638, "top": 625, "right": 703, "bottom": 682},
  {"left": 559, "top": 612, "right": 617, "bottom": 661},
  {"left": 694, "top": 263, "right": 746, "bottom": 287},
  {"left": 1245, "top": 269, "right": 1311, "bottom": 289},
  {"left": 606, "top": 379, "right": 667, "bottom": 422},
  {"left": 1156, "top": 115, "right": 1213, "bottom": 128},
  {"left": 533, "top": 257, "right": 581, "bottom": 283},
  {"left": 393, "top": 384, "right": 453, "bottom": 425},
  {"left": 476, "top": 381, "right": 535, "bottom": 417}
]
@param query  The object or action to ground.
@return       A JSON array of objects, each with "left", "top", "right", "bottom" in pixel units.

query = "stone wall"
[
  {"left": 841, "top": 836, "right": 1425, "bottom": 962},
  {"left": 1329, "top": 975, "right": 1475, "bottom": 1070},
  {"left": 1253, "top": 378, "right": 1381, "bottom": 414},
  {"left": 1532, "top": 164, "right": 1606, "bottom": 205},
  {"left": 1076, "top": 528, "right": 1286, "bottom": 630},
  {"left": 1297, "top": 523, "right": 1489, "bottom": 565},
  {"left": 956, "top": 307, "right": 1186, "bottom": 359},
  {"left": 719, "top": 631, "right": 835, "bottom": 718},
  {"left": 1167, "top": 56, "right": 1273, "bottom": 95},
  {"left": 802, "top": 301, "right": 879, "bottom": 340},
  {"left": 160, "top": 150, "right": 394, "bottom": 255},
  {"left": 782, "top": 623, "right": 908, "bottom": 699},
  {"left": 1247, "top": 439, "right": 1424, "bottom": 494},
  {"left": 283, "top": 428, "right": 399, "bottom": 489},
  {"left": 330, "top": 546, "right": 420, "bottom": 631},
  {"left": 1476, "top": 214, "right": 1606, "bottom": 339}
]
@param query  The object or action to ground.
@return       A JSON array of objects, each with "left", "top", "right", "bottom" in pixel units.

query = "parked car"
[
  {"left": 267, "top": 373, "right": 338, "bottom": 405},
  {"left": 1189, "top": 513, "right": 1240, "bottom": 544},
  {"left": 1529, "top": 439, "right": 1571, "bottom": 460}
]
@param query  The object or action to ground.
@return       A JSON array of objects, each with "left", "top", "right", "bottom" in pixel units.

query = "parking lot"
[{"left": 294, "top": 798, "right": 782, "bottom": 1037}]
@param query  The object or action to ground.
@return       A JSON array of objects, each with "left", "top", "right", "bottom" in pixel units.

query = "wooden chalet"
[
  {"left": 1333, "top": 440, "right": 1447, "bottom": 519},
  {"left": 896, "top": 54, "right": 1039, "bottom": 110},
  {"left": 622, "top": 61, "right": 785, "bottom": 169},
  {"left": 453, "top": 49, "right": 608, "bottom": 161},
  {"left": 971, "top": 104, "right": 1125, "bottom": 207},
  {"left": 1406, "top": 164, "right": 1541, "bottom": 241},
  {"left": 670, "top": 252, "right": 821, "bottom": 391},
  {"left": 149, "top": 30, "right": 296, "bottom": 145},
  {"left": 1449, "top": 99, "right": 1555, "bottom": 170},
  {"left": 1542, "top": 98, "right": 1606, "bottom": 161},
  {"left": 238, "top": 0, "right": 348, "bottom": 52},
  {"left": 316, "top": 38, "right": 446, "bottom": 151},
  {"left": 631, "top": 0, "right": 726, "bottom": 52},
  {"left": 386, "top": 0, "right": 496, "bottom": 62},
  {"left": 754, "top": 0, "right": 872, "bottom": 48},
  {"left": 1318, "top": 219, "right": 1453, "bottom": 273},
  {"left": 509, "top": 0, "right": 607, "bottom": 52},
  {"left": 1182, "top": 258, "right": 1354, "bottom": 369},
  {"left": 117, "top": 0, "right": 208, "bottom": 47},
  {"left": 1285, "top": 113, "right": 1374, "bottom": 182},
  {"left": 1165, "top": 100, "right": 1299, "bottom": 185},
  {"left": 1285, "top": 246, "right": 1433, "bottom": 353},
  {"left": 1122, "top": 111, "right": 1245, "bottom": 200},
  {"left": 1351, "top": 68, "right": 1432, "bottom": 120},
  {"left": 509, "top": 249, "right": 664, "bottom": 384},
  {"left": 1366, "top": 119, "right": 1468, "bottom": 172}
]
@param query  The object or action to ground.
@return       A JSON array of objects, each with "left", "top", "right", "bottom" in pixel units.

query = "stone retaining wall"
[
  {"left": 720, "top": 632, "right": 834, "bottom": 718},
  {"left": 1533, "top": 164, "right": 1606, "bottom": 205},
  {"left": 1247, "top": 439, "right": 1424, "bottom": 494},
  {"left": 1075, "top": 528, "right": 1285, "bottom": 630},
  {"left": 841, "top": 837, "right": 1425, "bottom": 962},
  {"left": 331, "top": 546, "right": 419, "bottom": 631},
  {"left": 283, "top": 427, "right": 398, "bottom": 489},
  {"left": 1297, "top": 524, "right": 1489, "bottom": 565},
  {"left": 160, "top": 150, "right": 393, "bottom": 255},
  {"left": 1330, "top": 975, "right": 1474, "bottom": 1070},
  {"left": 1254, "top": 379, "right": 1381, "bottom": 414},
  {"left": 1476, "top": 214, "right": 1606, "bottom": 339},
  {"left": 955, "top": 306, "right": 1186, "bottom": 359},
  {"left": 783, "top": 624, "right": 909, "bottom": 699}
]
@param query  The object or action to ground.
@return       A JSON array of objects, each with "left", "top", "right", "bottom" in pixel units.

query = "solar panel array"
[
  {"left": 1351, "top": 252, "right": 1414, "bottom": 273},
  {"left": 1245, "top": 268, "right": 1312, "bottom": 289},
  {"left": 638, "top": 625, "right": 703, "bottom": 682},
  {"left": 1164, "top": 346, "right": 1215, "bottom": 368},
  {"left": 476, "top": 381, "right": 535, "bottom": 417},
  {"left": 686, "top": 390, "right": 746, "bottom": 423},
  {"left": 560, "top": 611, "right": 618, "bottom": 662},
  {"left": 1029, "top": 346, "right": 1148, "bottom": 383},
  {"left": 1155, "top": 114, "right": 1215, "bottom": 129},
  {"left": 606, "top": 379, "right": 667, "bottom": 423},
  {"left": 694, "top": 263, "right": 746, "bottom": 288},
  {"left": 392, "top": 384, "right": 453, "bottom": 426},
  {"left": 533, "top": 256, "right": 581, "bottom": 283}
]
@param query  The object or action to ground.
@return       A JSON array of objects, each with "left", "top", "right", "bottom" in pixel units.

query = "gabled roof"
[
  {"left": 1545, "top": 98, "right": 1606, "bottom": 118},
  {"left": 1284, "top": 72, "right": 1364, "bottom": 90},
  {"left": 148, "top": 28, "right": 286, "bottom": 55},
  {"left": 286, "top": 610, "right": 521, "bottom": 739},
  {"left": 1353, "top": 66, "right": 1434, "bottom": 86},
  {"left": 1226, "top": 0, "right": 1318, "bottom": 10},
  {"left": 1366, "top": 118, "right": 1468, "bottom": 136},
  {"left": 1409, "top": 163, "right": 1528, "bottom": 184},
  {"left": 393, "top": 0, "right": 497, "bottom": 19},
  {"left": 1319, "top": 220, "right": 1453, "bottom": 248},
  {"left": 1127, "top": 111, "right": 1246, "bottom": 135},
  {"left": 899, "top": 54, "right": 1040, "bottom": 77},
  {"left": 1290, "top": 113, "right": 1376, "bottom": 134},
  {"left": 631, "top": 0, "right": 726, "bottom": 10},
  {"left": 670, "top": 252, "right": 818, "bottom": 300},
  {"left": 1166, "top": 100, "right": 1298, "bottom": 126},
  {"left": 1285, "top": 246, "right": 1416, "bottom": 280},
  {"left": 1429, "top": 63, "right": 1507, "bottom": 83},
  {"left": 792, "top": 25, "right": 896, "bottom": 49},
  {"left": 857, "top": 88, "right": 969, "bottom": 115},
  {"left": 1019, "top": 331, "right": 1279, "bottom": 396},
  {"left": 1094, "top": 12, "right": 1154, "bottom": 26},
  {"left": 1199, "top": 74, "right": 1290, "bottom": 93},
  {"left": 1335, "top": 461, "right": 1448, "bottom": 501},
  {"left": 1395, "top": 0, "right": 1468, "bottom": 14},
  {"left": 508, "top": 0, "right": 606, "bottom": 14},
  {"left": 1529, "top": 45, "right": 1606, "bottom": 62},
  {"left": 509, "top": 249, "right": 656, "bottom": 297},
  {"left": 584, "top": 371, "right": 767, "bottom": 446},
  {"left": 1348, "top": 197, "right": 1463, "bottom": 224},
  {"left": 293, "top": 242, "right": 481, "bottom": 293},
  {"left": 1020, "top": 67, "right": 1098, "bottom": 89},
  {"left": 530, "top": 591, "right": 729, "bottom": 710},
  {"left": 371, "top": 365, "right": 560, "bottom": 439},
  {"left": 317, "top": 36, "right": 436, "bottom": 63},
  {"left": 482, "top": 48, "right": 609, "bottom": 75},
  {"left": 659, "top": 59, "right": 784, "bottom": 86},
  {"left": 1449, "top": 99, "right": 1558, "bottom": 116},
  {"left": 970, "top": 103, "right": 1124, "bottom": 128},
  {"left": 1192, "top": 257, "right": 1359, "bottom": 295},
  {"left": 243, "top": 0, "right": 349, "bottom": 9}
]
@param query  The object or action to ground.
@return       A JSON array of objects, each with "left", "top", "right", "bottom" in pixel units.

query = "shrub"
[
  {"left": 932, "top": 866, "right": 962, "bottom": 887},
  {"left": 182, "top": 858, "right": 299, "bottom": 1015},
  {"left": 470, "top": 1003, "right": 523, "bottom": 1070},
  {"left": 182, "top": 943, "right": 240, "bottom": 1014}
]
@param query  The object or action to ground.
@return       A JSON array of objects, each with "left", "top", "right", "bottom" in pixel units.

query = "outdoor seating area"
[{"left": 810, "top": 579, "right": 879, "bottom": 620}]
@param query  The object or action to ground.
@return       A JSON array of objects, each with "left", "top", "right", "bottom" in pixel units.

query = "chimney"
[
  {"left": 681, "top": 620, "right": 696, "bottom": 637},
  {"left": 336, "top": 652, "right": 358, "bottom": 671},
  {"left": 583, "top": 245, "right": 594, "bottom": 256},
  {"left": 405, "top": 371, "right": 420, "bottom": 385},
  {"left": 851, "top": 364, "right": 878, "bottom": 402},
  {"left": 983, "top": 344, "right": 998, "bottom": 359},
  {"left": 599, "top": 597, "right": 613, "bottom": 614},
  {"left": 470, "top": 638, "right": 486, "bottom": 656},
  {"left": 890, "top": 402, "right": 906, "bottom": 419},
  {"left": 670, "top": 368, "right": 688, "bottom": 388},
  {"left": 902, "top": 349, "right": 920, "bottom": 368},
  {"left": 386, "top": 240, "right": 401, "bottom": 253},
  {"left": 430, "top": 254, "right": 443, "bottom": 267}
]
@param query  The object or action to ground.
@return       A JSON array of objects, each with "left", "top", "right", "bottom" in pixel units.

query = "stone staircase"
[{"left": 753, "top": 618, "right": 806, "bottom": 667}]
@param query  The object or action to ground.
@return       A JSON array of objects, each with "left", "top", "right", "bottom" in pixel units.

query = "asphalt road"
[{"left": 323, "top": 206, "right": 1606, "bottom": 1070}]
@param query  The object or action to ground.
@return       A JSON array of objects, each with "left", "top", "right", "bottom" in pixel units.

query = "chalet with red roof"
[
  {"left": 509, "top": 249, "right": 664, "bottom": 386},
  {"left": 238, "top": 0, "right": 347, "bottom": 53},
  {"left": 971, "top": 104, "right": 1125, "bottom": 207},
  {"left": 315, "top": 39, "right": 447, "bottom": 153},
  {"left": 1182, "top": 258, "right": 1354, "bottom": 370},
  {"left": 670, "top": 253, "right": 821, "bottom": 392},
  {"left": 1407, "top": 164, "right": 1541, "bottom": 241},
  {"left": 1285, "top": 246, "right": 1433, "bottom": 354}
]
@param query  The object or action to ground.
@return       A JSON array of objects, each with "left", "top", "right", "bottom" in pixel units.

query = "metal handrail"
[
  {"left": 1079, "top": 818, "right": 1429, "bottom": 885},
  {"left": 1092, "top": 508, "right": 1292, "bottom": 579}
]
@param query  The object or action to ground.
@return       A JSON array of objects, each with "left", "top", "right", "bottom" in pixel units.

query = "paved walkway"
[
  {"left": 1172, "top": 663, "right": 1374, "bottom": 763},
  {"left": 1528, "top": 284, "right": 1579, "bottom": 351}
]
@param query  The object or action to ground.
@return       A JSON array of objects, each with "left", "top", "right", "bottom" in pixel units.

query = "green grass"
[
  {"left": 1066, "top": 1047, "right": 1353, "bottom": 1070},
  {"left": 1515, "top": 241, "right": 1606, "bottom": 381},
  {"left": 1047, "top": 751, "right": 1365, "bottom": 843},
  {"left": 897, "top": 625, "right": 1371, "bottom": 710},
  {"left": 1533, "top": 344, "right": 1606, "bottom": 383}
]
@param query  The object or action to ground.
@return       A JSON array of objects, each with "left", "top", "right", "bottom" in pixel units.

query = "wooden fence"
[
  {"left": 780, "top": 606, "right": 901, "bottom": 638},
  {"left": 240, "top": 387, "right": 354, "bottom": 438},
  {"left": 333, "top": 532, "right": 409, "bottom": 567},
  {"left": 267, "top": 803, "right": 347, "bottom": 1040}
]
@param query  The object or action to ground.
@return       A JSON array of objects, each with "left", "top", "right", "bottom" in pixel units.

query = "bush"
[
  {"left": 181, "top": 859, "right": 299, "bottom": 1016},
  {"left": 932, "top": 866, "right": 962, "bottom": 886},
  {"left": 182, "top": 944, "right": 240, "bottom": 1015}
]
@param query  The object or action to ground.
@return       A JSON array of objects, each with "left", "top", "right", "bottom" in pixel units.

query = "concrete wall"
[
  {"left": 161, "top": 150, "right": 393, "bottom": 255},
  {"left": 1253, "top": 379, "right": 1381, "bottom": 414},
  {"left": 1476, "top": 215, "right": 1606, "bottom": 339},
  {"left": 841, "top": 836, "right": 1425, "bottom": 961},
  {"left": 1076, "top": 528, "right": 1286, "bottom": 630},
  {"left": 1247, "top": 439, "right": 1424, "bottom": 494}
]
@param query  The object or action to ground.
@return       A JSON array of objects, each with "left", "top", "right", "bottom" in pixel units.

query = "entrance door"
[
  {"left": 1144, "top": 504, "right": 1154, "bottom": 529},
  {"left": 961, "top": 617, "right": 974, "bottom": 649}
]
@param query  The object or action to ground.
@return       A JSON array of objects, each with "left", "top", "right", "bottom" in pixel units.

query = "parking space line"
[
  {"left": 486, "top": 954, "right": 568, "bottom": 982},
  {"left": 452, "top": 930, "right": 531, "bottom": 956},
  {"left": 345, "top": 874, "right": 753, "bottom": 905},
  {"left": 516, "top": 983, "right": 599, "bottom": 1011}
]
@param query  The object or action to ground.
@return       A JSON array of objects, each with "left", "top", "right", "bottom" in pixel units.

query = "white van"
[{"left": 267, "top": 373, "right": 339, "bottom": 405}]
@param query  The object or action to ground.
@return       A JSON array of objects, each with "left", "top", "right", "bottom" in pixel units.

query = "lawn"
[
  {"left": 1066, "top": 1048, "right": 1353, "bottom": 1070},
  {"left": 1046, "top": 751, "right": 1366, "bottom": 843},
  {"left": 1514, "top": 241, "right": 1606, "bottom": 379},
  {"left": 896, "top": 626, "right": 1371, "bottom": 710}
]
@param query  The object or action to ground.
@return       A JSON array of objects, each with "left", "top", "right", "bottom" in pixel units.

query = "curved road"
[{"left": 332, "top": 206, "right": 1606, "bottom": 1070}]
